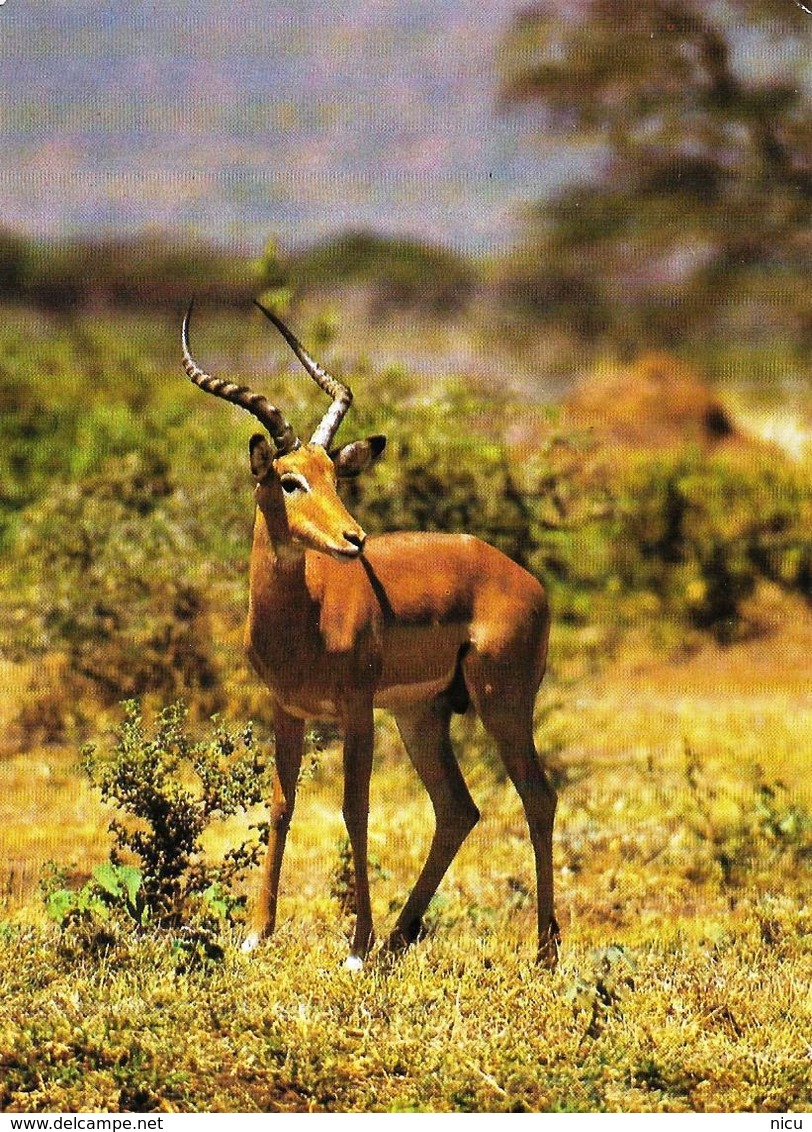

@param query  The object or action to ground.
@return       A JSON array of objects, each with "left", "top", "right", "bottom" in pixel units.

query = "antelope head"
[{"left": 182, "top": 302, "right": 386, "bottom": 559}]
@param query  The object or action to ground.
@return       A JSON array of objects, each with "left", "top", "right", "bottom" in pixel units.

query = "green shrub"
[
  {"left": 608, "top": 451, "right": 812, "bottom": 642},
  {"left": 84, "top": 701, "right": 269, "bottom": 924},
  {"left": 0, "top": 372, "right": 78, "bottom": 549},
  {"left": 6, "top": 449, "right": 223, "bottom": 724},
  {"left": 43, "top": 862, "right": 145, "bottom": 960},
  {"left": 44, "top": 701, "right": 271, "bottom": 961}
]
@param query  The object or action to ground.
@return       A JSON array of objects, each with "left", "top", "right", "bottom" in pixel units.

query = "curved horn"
[
  {"left": 182, "top": 302, "right": 300, "bottom": 454},
  {"left": 254, "top": 301, "right": 353, "bottom": 449}
]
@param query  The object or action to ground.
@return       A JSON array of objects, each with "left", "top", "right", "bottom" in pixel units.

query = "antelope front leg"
[
  {"left": 341, "top": 701, "right": 375, "bottom": 967},
  {"left": 243, "top": 708, "right": 304, "bottom": 952}
]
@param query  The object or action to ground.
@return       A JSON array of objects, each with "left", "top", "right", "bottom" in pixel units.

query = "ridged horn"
[
  {"left": 254, "top": 301, "right": 353, "bottom": 450},
  {"left": 182, "top": 301, "right": 300, "bottom": 454}
]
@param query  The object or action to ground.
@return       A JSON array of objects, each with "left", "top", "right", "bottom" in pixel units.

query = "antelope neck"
[{"left": 252, "top": 492, "right": 305, "bottom": 569}]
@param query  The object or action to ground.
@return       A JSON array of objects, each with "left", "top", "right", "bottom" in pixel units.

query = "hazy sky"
[{"left": 0, "top": 0, "right": 575, "bottom": 253}]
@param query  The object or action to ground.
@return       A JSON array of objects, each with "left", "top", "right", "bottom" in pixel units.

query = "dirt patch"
[
  {"left": 565, "top": 351, "right": 738, "bottom": 451},
  {"left": 592, "top": 591, "right": 812, "bottom": 706}
]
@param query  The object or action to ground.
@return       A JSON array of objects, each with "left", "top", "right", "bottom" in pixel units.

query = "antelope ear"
[
  {"left": 332, "top": 435, "right": 387, "bottom": 479},
  {"left": 249, "top": 433, "right": 275, "bottom": 482}
]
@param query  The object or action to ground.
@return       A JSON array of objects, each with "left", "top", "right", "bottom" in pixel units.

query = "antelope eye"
[{"left": 280, "top": 474, "right": 309, "bottom": 496}]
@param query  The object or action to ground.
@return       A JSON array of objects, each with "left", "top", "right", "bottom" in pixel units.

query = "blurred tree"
[
  {"left": 497, "top": 1, "right": 812, "bottom": 351},
  {"left": 19, "top": 236, "right": 251, "bottom": 310},
  {"left": 0, "top": 228, "right": 27, "bottom": 298},
  {"left": 290, "top": 230, "right": 478, "bottom": 319}
]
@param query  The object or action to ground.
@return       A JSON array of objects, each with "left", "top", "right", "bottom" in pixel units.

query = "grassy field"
[
  {"left": 1, "top": 603, "right": 812, "bottom": 1112},
  {"left": 1, "top": 307, "right": 811, "bottom": 1112}
]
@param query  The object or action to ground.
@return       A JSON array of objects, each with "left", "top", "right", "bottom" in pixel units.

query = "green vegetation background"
[{"left": 0, "top": 235, "right": 810, "bottom": 1112}]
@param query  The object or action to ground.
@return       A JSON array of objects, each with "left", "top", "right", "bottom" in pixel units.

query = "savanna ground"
[{"left": 1, "top": 304, "right": 811, "bottom": 1113}]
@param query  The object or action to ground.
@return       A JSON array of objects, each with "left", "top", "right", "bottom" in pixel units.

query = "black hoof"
[
  {"left": 537, "top": 918, "right": 561, "bottom": 968},
  {"left": 384, "top": 917, "right": 425, "bottom": 953}
]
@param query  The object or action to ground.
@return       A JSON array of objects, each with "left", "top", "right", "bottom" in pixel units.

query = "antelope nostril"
[{"left": 344, "top": 531, "right": 366, "bottom": 552}]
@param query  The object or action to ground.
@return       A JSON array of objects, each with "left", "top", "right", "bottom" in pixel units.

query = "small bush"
[{"left": 44, "top": 701, "right": 272, "bottom": 960}]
